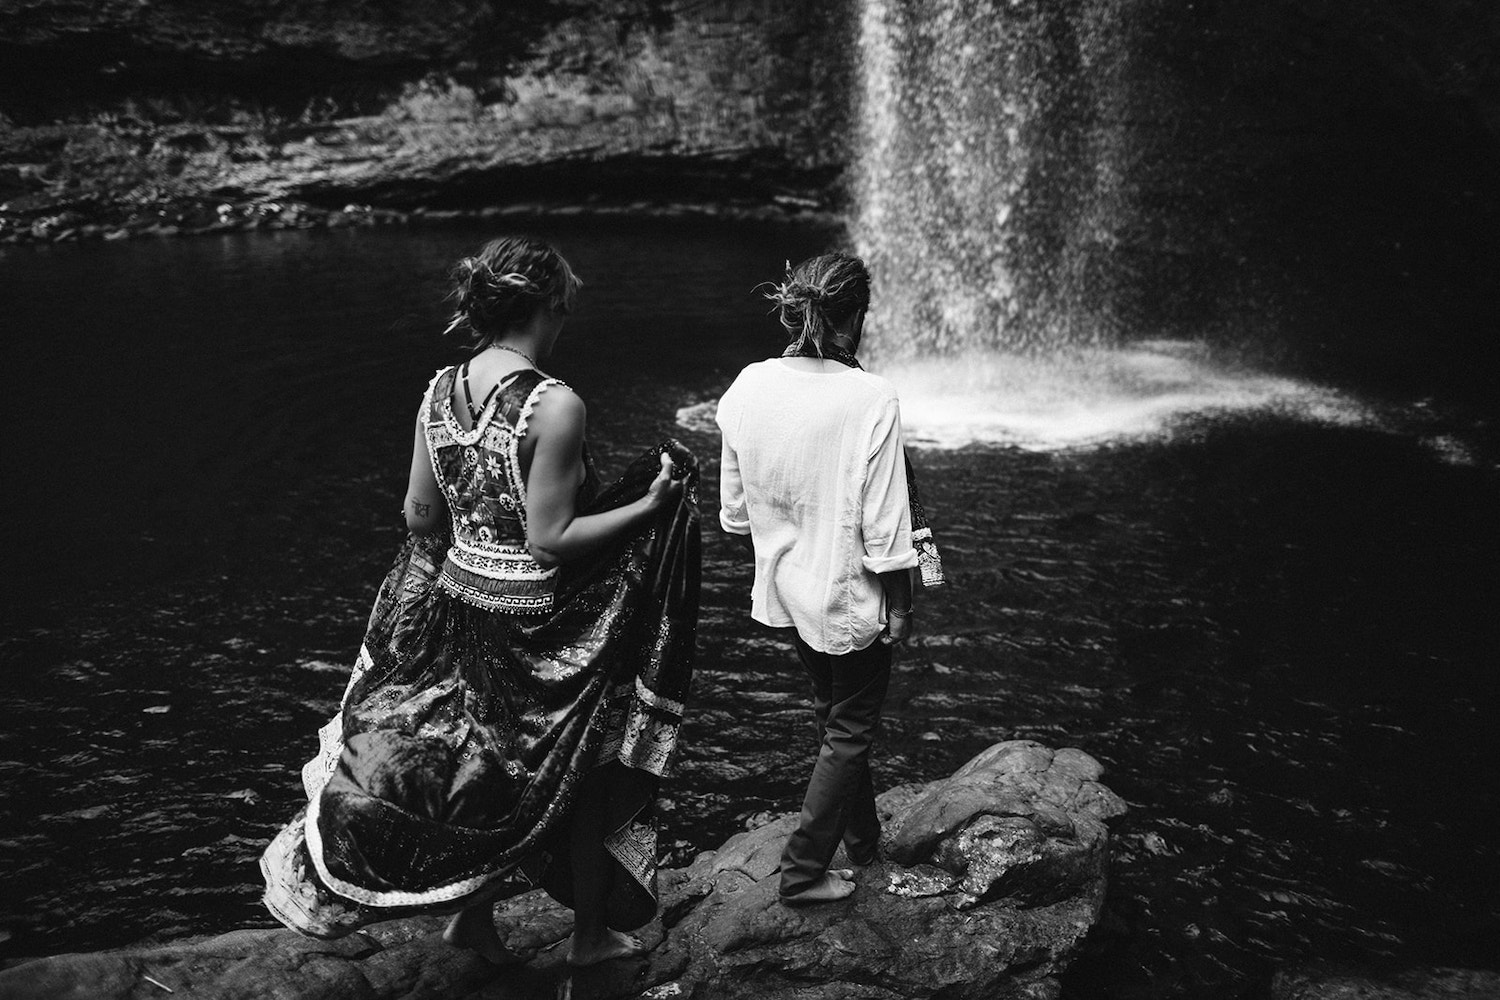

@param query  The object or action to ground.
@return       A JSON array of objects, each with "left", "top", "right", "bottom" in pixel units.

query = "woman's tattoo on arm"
[{"left": 412, "top": 500, "right": 431, "bottom": 518}]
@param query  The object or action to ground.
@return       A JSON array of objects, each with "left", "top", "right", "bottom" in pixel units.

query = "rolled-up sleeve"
[
  {"left": 861, "top": 396, "right": 918, "bottom": 573},
  {"left": 716, "top": 393, "right": 752, "bottom": 536}
]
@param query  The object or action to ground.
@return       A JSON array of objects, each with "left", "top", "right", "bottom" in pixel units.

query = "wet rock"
[
  {"left": 0, "top": 741, "right": 1123, "bottom": 999},
  {"left": 1272, "top": 964, "right": 1500, "bottom": 1000},
  {"left": 888, "top": 741, "right": 1125, "bottom": 870},
  {"left": 633, "top": 741, "right": 1125, "bottom": 999}
]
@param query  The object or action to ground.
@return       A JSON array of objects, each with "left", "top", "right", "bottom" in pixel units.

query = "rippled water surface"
[{"left": 1, "top": 223, "right": 1497, "bottom": 998}]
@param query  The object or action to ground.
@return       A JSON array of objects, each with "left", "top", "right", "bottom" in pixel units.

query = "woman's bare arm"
[
  {"left": 404, "top": 417, "right": 447, "bottom": 534},
  {"left": 523, "top": 387, "right": 680, "bottom": 568}
]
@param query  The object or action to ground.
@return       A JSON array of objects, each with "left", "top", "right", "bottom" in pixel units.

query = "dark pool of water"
[{"left": 1, "top": 222, "right": 1497, "bottom": 998}]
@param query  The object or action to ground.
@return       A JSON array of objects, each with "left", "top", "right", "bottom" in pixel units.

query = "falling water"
[
  {"left": 851, "top": 0, "right": 1373, "bottom": 449},
  {"left": 852, "top": 0, "right": 1072, "bottom": 357}
]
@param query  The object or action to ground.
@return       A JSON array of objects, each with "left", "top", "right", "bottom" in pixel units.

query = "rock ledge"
[{"left": 0, "top": 741, "right": 1126, "bottom": 1000}]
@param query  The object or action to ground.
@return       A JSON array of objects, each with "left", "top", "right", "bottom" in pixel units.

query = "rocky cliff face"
[
  {"left": 0, "top": 0, "right": 498, "bottom": 95},
  {"left": 0, "top": 0, "right": 853, "bottom": 238}
]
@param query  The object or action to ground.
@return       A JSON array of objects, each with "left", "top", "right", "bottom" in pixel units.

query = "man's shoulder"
[
  {"left": 723, "top": 359, "right": 771, "bottom": 387},
  {"left": 716, "top": 361, "right": 771, "bottom": 423},
  {"left": 721, "top": 360, "right": 762, "bottom": 395},
  {"left": 849, "top": 369, "right": 901, "bottom": 403},
  {"left": 739, "top": 358, "right": 782, "bottom": 377}
]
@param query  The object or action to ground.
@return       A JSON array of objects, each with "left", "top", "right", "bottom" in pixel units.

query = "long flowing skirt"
[{"left": 260, "top": 443, "right": 699, "bottom": 938}]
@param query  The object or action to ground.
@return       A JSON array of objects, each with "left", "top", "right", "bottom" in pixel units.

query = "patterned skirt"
[{"left": 260, "top": 443, "right": 699, "bottom": 938}]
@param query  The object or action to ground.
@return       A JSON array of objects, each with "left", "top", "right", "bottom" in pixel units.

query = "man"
[{"left": 717, "top": 252, "right": 917, "bottom": 904}]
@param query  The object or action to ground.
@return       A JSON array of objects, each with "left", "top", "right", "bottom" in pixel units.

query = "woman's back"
[{"left": 422, "top": 364, "right": 587, "bottom": 614}]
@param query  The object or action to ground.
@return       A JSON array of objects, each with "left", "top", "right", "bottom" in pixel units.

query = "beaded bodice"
[{"left": 420, "top": 366, "right": 582, "bottom": 614}]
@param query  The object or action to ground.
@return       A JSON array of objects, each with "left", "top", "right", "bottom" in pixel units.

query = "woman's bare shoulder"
[{"left": 524, "top": 380, "right": 586, "bottom": 436}]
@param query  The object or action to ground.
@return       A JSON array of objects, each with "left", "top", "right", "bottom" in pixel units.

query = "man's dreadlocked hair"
[{"left": 761, "top": 252, "right": 871, "bottom": 356}]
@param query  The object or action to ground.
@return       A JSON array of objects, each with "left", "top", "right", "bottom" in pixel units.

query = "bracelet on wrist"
[{"left": 888, "top": 606, "right": 912, "bottom": 618}]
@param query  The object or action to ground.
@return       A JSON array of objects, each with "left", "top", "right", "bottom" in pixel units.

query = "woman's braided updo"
[
  {"left": 761, "top": 252, "right": 871, "bottom": 356},
  {"left": 443, "top": 236, "right": 582, "bottom": 346}
]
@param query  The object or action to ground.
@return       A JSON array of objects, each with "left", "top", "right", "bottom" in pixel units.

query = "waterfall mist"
[{"left": 851, "top": 0, "right": 1373, "bottom": 450}]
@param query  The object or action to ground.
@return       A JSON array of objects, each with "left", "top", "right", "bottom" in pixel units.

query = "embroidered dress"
[{"left": 260, "top": 367, "right": 699, "bottom": 938}]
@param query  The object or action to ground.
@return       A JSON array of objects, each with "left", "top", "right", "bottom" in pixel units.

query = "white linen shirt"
[{"left": 716, "top": 359, "right": 918, "bottom": 654}]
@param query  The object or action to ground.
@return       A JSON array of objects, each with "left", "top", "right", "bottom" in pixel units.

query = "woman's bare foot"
[
  {"left": 566, "top": 928, "right": 647, "bottom": 967},
  {"left": 780, "top": 870, "right": 857, "bottom": 906},
  {"left": 443, "top": 906, "right": 523, "bottom": 966}
]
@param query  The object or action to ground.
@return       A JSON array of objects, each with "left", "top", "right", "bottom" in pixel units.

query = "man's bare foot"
[
  {"left": 780, "top": 870, "right": 857, "bottom": 906},
  {"left": 443, "top": 907, "right": 523, "bottom": 966},
  {"left": 566, "top": 928, "right": 647, "bottom": 967}
]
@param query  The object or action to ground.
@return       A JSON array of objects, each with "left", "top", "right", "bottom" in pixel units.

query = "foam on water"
[
  {"left": 886, "top": 340, "right": 1374, "bottom": 450},
  {"left": 675, "top": 399, "right": 721, "bottom": 436}
]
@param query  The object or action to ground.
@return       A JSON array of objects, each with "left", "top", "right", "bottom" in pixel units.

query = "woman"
[
  {"left": 716, "top": 252, "right": 919, "bottom": 905},
  {"left": 260, "top": 237, "right": 700, "bottom": 967}
]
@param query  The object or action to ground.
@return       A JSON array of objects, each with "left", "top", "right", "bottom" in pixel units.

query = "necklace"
[{"left": 488, "top": 342, "right": 539, "bottom": 368}]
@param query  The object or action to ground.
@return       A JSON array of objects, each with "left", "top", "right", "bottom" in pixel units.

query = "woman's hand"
[
  {"left": 645, "top": 452, "right": 686, "bottom": 512},
  {"left": 881, "top": 609, "right": 913, "bottom": 646},
  {"left": 525, "top": 395, "right": 693, "bottom": 567}
]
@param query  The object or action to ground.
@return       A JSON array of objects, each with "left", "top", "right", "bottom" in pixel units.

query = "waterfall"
[
  {"left": 852, "top": 0, "right": 1098, "bottom": 361},
  {"left": 849, "top": 0, "right": 1371, "bottom": 449}
]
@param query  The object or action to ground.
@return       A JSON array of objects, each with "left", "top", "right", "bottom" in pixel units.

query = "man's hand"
[{"left": 881, "top": 609, "right": 913, "bottom": 645}]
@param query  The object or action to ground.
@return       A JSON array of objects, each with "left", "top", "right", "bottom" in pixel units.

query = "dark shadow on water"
[{"left": 1047, "top": 420, "right": 1500, "bottom": 999}]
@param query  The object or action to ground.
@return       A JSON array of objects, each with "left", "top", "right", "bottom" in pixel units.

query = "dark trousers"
[{"left": 778, "top": 634, "right": 892, "bottom": 898}]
